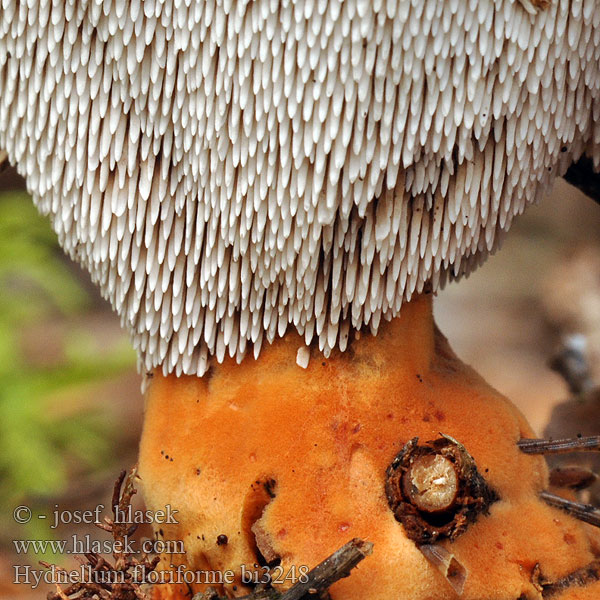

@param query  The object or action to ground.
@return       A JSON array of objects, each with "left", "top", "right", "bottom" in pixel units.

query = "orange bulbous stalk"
[{"left": 139, "top": 295, "right": 600, "bottom": 600}]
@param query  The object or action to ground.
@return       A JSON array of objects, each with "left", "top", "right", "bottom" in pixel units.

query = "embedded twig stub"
[{"left": 385, "top": 436, "right": 498, "bottom": 544}]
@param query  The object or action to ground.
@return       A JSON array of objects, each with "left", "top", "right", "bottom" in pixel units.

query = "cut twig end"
[{"left": 386, "top": 436, "right": 498, "bottom": 544}]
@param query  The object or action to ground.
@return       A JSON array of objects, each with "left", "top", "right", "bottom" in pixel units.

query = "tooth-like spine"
[{"left": 0, "top": 0, "right": 599, "bottom": 377}]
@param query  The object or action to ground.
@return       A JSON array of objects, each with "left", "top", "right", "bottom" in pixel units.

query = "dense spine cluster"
[{"left": 1, "top": 0, "right": 600, "bottom": 376}]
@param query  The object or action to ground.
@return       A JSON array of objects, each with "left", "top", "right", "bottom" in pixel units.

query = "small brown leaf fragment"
[
  {"left": 517, "top": 0, "right": 550, "bottom": 14},
  {"left": 549, "top": 466, "right": 597, "bottom": 490}
]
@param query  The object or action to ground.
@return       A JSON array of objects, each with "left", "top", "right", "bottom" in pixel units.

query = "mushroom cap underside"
[{"left": 1, "top": 0, "right": 600, "bottom": 375}]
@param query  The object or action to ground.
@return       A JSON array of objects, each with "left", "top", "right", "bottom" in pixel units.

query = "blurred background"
[
  {"left": 0, "top": 166, "right": 599, "bottom": 598},
  {"left": 0, "top": 168, "right": 141, "bottom": 599}
]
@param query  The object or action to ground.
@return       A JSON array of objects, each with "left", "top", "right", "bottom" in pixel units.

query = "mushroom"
[{"left": 2, "top": 1, "right": 600, "bottom": 599}]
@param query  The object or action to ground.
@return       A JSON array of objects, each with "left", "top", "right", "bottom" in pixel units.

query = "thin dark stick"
[
  {"left": 541, "top": 559, "right": 600, "bottom": 597},
  {"left": 280, "top": 538, "right": 373, "bottom": 600},
  {"left": 564, "top": 156, "right": 600, "bottom": 206},
  {"left": 194, "top": 539, "right": 373, "bottom": 600},
  {"left": 518, "top": 436, "right": 600, "bottom": 454},
  {"left": 540, "top": 490, "right": 600, "bottom": 527},
  {"left": 201, "top": 588, "right": 279, "bottom": 600}
]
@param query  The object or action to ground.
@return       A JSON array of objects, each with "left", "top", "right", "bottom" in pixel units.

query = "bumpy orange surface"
[{"left": 139, "top": 295, "right": 599, "bottom": 599}]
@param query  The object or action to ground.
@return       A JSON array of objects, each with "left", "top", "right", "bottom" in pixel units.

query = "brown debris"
[
  {"left": 251, "top": 522, "right": 280, "bottom": 565},
  {"left": 242, "top": 477, "right": 279, "bottom": 566},
  {"left": 385, "top": 435, "right": 498, "bottom": 544},
  {"left": 549, "top": 466, "right": 597, "bottom": 490},
  {"left": 41, "top": 467, "right": 159, "bottom": 600},
  {"left": 543, "top": 397, "right": 600, "bottom": 504},
  {"left": 564, "top": 156, "right": 600, "bottom": 209},
  {"left": 530, "top": 0, "right": 551, "bottom": 9},
  {"left": 549, "top": 337, "right": 596, "bottom": 396}
]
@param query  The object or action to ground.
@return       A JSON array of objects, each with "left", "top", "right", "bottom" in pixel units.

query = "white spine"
[{"left": 1, "top": 0, "right": 599, "bottom": 376}]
